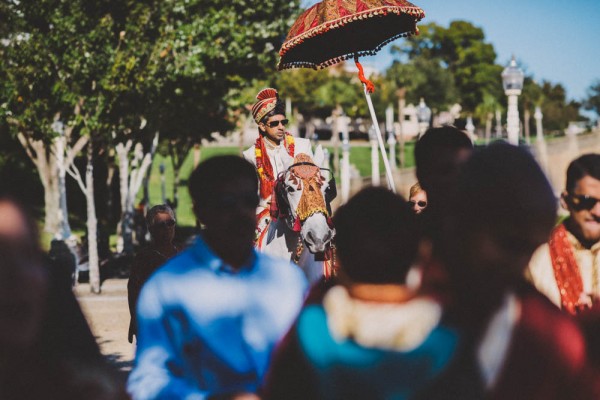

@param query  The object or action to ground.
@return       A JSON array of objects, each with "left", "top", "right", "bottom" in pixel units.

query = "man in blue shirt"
[{"left": 127, "top": 155, "right": 308, "bottom": 400}]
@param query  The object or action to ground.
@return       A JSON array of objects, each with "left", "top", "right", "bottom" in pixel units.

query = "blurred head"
[
  {"left": 561, "top": 154, "right": 600, "bottom": 245},
  {"left": 409, "top": 182, "right": 428, "bottom": 214},
  {"left": 0, "top": 197, "right": 47, "bottom": 350},
  {"left": 333, "top": 187, "right": 419, "bottom": 285},
  {"left": 415, "top": 126, "right": 473, "bottom": 206},
  {"left": 189, "top": 156, "right": 259, "bottom": 266},
  {"left": 442, "top": 143, "right": 556, "bottom": 300},
  {"left": 146, "top": 204, "right": 176, "bottom": 245}
]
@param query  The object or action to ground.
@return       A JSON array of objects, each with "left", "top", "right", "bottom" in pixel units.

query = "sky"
[{"left": 300, "top": 0, "right": 600, "bottom": 103}]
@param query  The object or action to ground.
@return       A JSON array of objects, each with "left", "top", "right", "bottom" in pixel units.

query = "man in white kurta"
[{"left": 243, "top": 88, "right": 312, "bottom": 249}]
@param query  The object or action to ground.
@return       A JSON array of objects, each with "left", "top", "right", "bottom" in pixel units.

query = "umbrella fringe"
[
  {"left": 279, "top": 5, "right": 425, "bottom": 58},
  {"left": 278, "top": 29, "right": 419, "bottom": 71}
]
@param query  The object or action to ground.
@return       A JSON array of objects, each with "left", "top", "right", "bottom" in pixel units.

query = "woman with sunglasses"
[
  {"left": 243, "top": 88, "right": 313, "bottom": 249},
  {"left": 127, "top": 204, "right": 181, "bottom": 343},
  {"left": 409, "top": 182, "right": 428, "bottom": 215}
]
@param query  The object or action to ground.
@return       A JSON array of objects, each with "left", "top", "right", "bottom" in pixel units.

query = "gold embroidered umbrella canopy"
[{"left": 278, "top": 0, "right": 425, "bottom": 191}]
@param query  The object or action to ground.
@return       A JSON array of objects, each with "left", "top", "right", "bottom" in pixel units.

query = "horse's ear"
[
  {"left": 313, "top": 145, "right": 325, "bottom": 168},
  {"left": 281, "top": 149, "right": 294, "bottom": 169}
]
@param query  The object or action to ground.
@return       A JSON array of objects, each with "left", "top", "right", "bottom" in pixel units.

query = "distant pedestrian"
[
  {"left": 48, "top": 238, "right": 77, "bottom": 287},
  {"left": 409, "top": 182, "right": 428, "bottom": 214},
  {"left": 127, "top": 204, "right": 180, "bottom": 343},
  {"left": 127, "top": 156, "right": 307, "bottom": 400}
]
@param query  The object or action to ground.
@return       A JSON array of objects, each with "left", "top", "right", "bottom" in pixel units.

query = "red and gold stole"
[
  {"left": 254, "top": 133, "right": 295, "bottom": 200},
  {"left": 549, "top": 223, "right": 584, "bottom": 314}
]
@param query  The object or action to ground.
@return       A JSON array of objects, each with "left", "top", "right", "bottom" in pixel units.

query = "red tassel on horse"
[{"left": 293, "top": 216, "right": 302, "bottom": 232}]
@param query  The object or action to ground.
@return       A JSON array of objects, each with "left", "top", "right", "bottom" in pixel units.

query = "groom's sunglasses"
[
  {"left": 266, "top": 119, "right": 289, "bottom": 128},
  {"left": 567, "top": 194, "right": 600, "bottom": 211}
]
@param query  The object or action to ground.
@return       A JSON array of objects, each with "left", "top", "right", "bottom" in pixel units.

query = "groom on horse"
[{"left": 243, "top": 88, "right": 313, "bottom": 249}]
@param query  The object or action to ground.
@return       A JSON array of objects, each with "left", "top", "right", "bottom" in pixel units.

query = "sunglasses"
[
  {"left": 266, "top": 119, "right": 289, "bottom": 128},
  {"left": 155, "top": 219, "right": 176, "bottom": 228},
  {"left": 409, "top": 200, "right": 427, "bottom": 208},
  {"left": 568, "top": 194, "right": 600, "bottom": 211}
]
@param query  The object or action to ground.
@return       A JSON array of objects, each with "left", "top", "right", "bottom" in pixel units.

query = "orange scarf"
[
  {"left": 255, "top": 134, "right": 295, "bottom": 200},
  {"left": 549, "top": 223, "right": 585, "bottom": 314}
]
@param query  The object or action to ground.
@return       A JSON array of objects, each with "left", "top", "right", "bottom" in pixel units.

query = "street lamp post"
[
  {"left": 534, "top": 106, "right": 544, "bottom": 141},
  {"left": 502, "top": 56, "right": 525, "bottom": 145},
  {"left": 341, "top": 127, "right": 351, "bottom": 203},
  {"left": 369, "top": 125, "right": 380, "bottom": 186},
  {"left": 465, "top": 115, "right": 475, "bottom": 140},
  {"left": 396, "top": 88, "right": 406, "bottom": 168},
  {"left": 416, "top": 98, "right": 431, "bottom": 139},
  {"left": 386, "top": 104, "right": 397, "bottom": 171}
]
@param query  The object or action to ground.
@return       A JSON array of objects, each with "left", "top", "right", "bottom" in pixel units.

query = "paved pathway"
[{"left": 74, "top": 278, "right": 135, "bottom": 377}]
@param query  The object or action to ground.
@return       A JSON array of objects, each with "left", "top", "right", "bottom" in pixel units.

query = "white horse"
[{"left": 261, "top": 146, "right": 336, "bottom": 284}]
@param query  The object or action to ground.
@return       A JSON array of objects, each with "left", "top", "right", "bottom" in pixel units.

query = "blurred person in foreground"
[
  {"left": 408, "top": 182, "right": 428, "bottom": 215},
  {"left": 414, "top": 126, "right": 473, "bottom": 223},
  {"left": 528, "top": 154, "right": 600, "bottom": 314},
  {"left": 0, "top": 194, "right": 126, "bottom": 400},
  {"left": 262, "top": 187, "right": 457, "bottom": 400},
  {"left": 413, "top": 126, "right": 473, "bottom": 301},
  {"left": 128, "top": 204, "right": 181, "bottom": 343},
  {"left": 127, "top": 155, "right": 307, "bottom": 400},
  {"left": 419, "top": 143, "right": 599, "bottom": 399}
]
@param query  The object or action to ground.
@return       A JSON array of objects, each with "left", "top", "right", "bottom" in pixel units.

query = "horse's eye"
[{"left": 286, "top": 186, "right": 295, "bottom": 193}]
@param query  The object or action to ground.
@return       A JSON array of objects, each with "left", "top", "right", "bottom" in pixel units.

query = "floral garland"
[
  {"left": 549, "top": 223, "right": 586, "bottom": 314},
  {"left": 255, "top": 133, "right": 295, "bottom": 199}
]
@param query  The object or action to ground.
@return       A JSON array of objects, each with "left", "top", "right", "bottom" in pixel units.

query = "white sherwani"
[
  {"left": 243, "top": 136, "right": 312, "bottom": 247},
  {"left": 527, "top": 229, "right": 600, "bottom": 308}
]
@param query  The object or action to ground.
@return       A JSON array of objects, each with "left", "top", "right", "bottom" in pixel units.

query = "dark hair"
[
  {"left": 188, "top": 155, "right": 258, "bottom": 207},
  {"left": 415, "top": 126, "right": 473, "bottom": 191},
  {"left": 145, "top": 204, "right": 175, "bottom": 228},
  {"left": 259, "top": 100, "right": 286, "bottom": 125},
  {"left": 333, "top": 187, "right": 418, "bottom": 284},
  {"left": 452, "top": 142, "right": 556, "bottom": 241},
  {"left": 565, "top": 153, "right": 600, "bottom": 193}
]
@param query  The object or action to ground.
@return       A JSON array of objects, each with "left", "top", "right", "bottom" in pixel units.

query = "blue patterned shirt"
[{"left": 127, "top": 235, "right": 307, "bottom": 400}]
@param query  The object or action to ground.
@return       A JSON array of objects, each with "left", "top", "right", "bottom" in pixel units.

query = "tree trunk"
[
  {"left": 85, "top": 147, "right": 101, "bottom": 294},
  {"left": 17, "top": 132, "right": 62, "bottom": 235},
  {"left": 115, "top": 134, "right": 157, "bottom": 254}
]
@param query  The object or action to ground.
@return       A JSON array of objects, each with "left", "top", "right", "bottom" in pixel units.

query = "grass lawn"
[{"left": 141, "top": 142, "right": 416, "bottom": 227}]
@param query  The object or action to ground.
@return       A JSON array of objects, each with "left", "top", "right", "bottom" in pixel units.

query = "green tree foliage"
[
  {"left": 391, "top": 20, "right": 504, "bottom": 113},
  {"left": 1, "top": 0, "right": 300, "bottom": 222},
  {"left": 274, "top": 65, "right": 367, "bottom": 119},
  {"left": 537, "top": 81, "right": 584, "bottom": 133},
  {"left": 385, "top": 56, "right": 458, "bottom": 112}
]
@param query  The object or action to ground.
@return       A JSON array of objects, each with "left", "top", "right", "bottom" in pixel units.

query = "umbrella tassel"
[{"left": 354, "top": 58, "right": 375, "bottom": 94}]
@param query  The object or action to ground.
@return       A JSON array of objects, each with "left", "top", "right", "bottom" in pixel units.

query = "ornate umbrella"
[{"left": 279, "top": 0, "right": 425, "bottom": 192}]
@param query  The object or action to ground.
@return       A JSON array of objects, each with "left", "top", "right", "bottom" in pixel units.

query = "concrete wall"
[{"left": 344, "top": 129, "right": 600, "bottom": 206}]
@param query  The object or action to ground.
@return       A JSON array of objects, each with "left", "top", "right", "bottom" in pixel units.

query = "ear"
[
  {"left": 559, "top": 191, "right": 569, "bottom": 211},
  {"left": 313, "top": 144, "right": 325, "bottom": 167}
]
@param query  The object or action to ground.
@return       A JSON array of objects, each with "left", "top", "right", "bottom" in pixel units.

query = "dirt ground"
[{"left": 74, "top": 278, "right": 135, "bottom": 379}]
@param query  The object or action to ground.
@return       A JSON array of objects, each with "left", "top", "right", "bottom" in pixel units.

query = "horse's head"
[{"left": 272, "top": 145, "right": 336, "bottom": 253}]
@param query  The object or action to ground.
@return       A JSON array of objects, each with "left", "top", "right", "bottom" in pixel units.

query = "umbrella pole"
[{"left": 362, "top": 83, "right": 396, "bottom": 193}]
